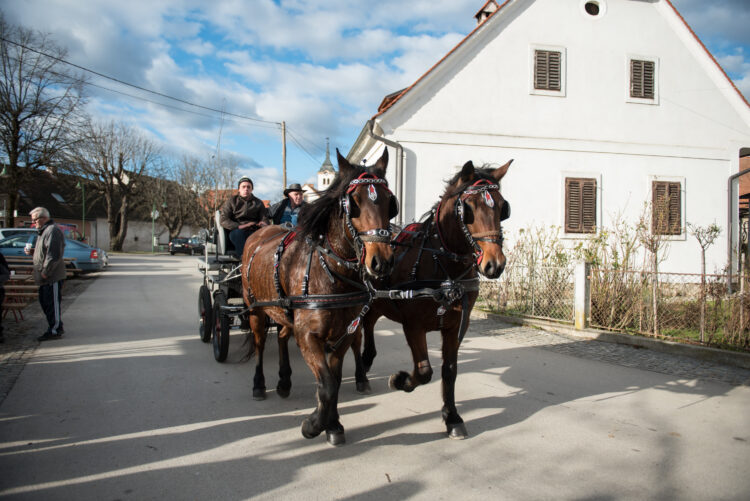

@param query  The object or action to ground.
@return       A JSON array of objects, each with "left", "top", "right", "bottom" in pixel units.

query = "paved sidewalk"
[
  {"left": 470, "top": 316, "right": 750, "bottom": 387},
  {"left": 0, "top": 277, "right": 94, "bottom": 403}
]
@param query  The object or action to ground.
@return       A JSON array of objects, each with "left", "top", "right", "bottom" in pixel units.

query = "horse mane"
[{"left": 297, "top": 163, "right": 376, "bottom": 240}]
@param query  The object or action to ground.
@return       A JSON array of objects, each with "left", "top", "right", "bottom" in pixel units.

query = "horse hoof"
[
  {"left": 447, "top": 423, "right": 468, "bottom": 440},
  {"left": 276, "top": 383, "right": 291, "bottom": 399},
  {"left": 326, "top": 430, "right": 346, "bottom": 446},
  {"left": 388, "top": 371, "right": 407, "bottom": 391},
  {"left": 301, "top": 418, "right": 322, "bottom": 439},
  {"left": 356, "top": 381, "right": 371, "bottom": 394},
  {"left": 252, "top": 388, "right": 267, "bottom": 401}
]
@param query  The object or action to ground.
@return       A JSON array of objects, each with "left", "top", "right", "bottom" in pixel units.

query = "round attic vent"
[{"left": 581, "top": 0, "right": 606, "bottom": 18}]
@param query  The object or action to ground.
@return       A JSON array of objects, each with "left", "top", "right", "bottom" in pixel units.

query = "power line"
[{"left": 1, "top": 36, "right": 280, "bottom": 126}]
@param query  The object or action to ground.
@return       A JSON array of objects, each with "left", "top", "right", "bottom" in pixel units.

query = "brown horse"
[
  {"left": 353, "top": 159, "right": 511, "bottom": 439},
  {"left": 240, "top": 148, "right": 396, "bottom": 446}
]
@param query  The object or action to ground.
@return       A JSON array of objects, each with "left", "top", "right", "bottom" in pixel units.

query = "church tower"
[{"left": 317, "top": 138, "right": 335, "bottom": 191}]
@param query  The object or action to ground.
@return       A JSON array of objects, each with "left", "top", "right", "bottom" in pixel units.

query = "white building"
[{"left": 348, "top": 0, "right": 750, "bottom": 274}]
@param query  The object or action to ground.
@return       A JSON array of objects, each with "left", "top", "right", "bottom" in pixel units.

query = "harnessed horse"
[
  {"left": 353, "top": 159, "right": 511, "bottom": 439},
  {"left": 239, "top": 148, "right": 397, "bottom": 446}
]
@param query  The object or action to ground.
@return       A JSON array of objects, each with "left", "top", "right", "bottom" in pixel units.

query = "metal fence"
[
  {"left": 478, "top": 265, "right": 575, "bottom": 323},
  {"left": 589, "top": 268, "right": 750, "bottom": 349},
  {"left": 477, "top": 265, "right": 750, "bottom": 351}
]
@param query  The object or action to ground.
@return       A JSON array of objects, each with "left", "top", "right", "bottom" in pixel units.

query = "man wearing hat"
[
  {"left": 269, "top": 183, "right": 307, "bottom": 227},
  {"left": 220, "top": 176, "right": 269, "bottom": 255}
]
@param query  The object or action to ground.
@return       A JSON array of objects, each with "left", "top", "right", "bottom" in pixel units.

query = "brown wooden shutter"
[
  {"left": 535, "top": 50, "right": 561, "bottom": 91},
  {"left": 652, "top": 181, "right": 681, "bottom": 235},
  {"left": 565, "top": 178, "right": 596, "bottom": 233},
  {"left": 631, "top": 60, "right": 655, "bottom": 99}
]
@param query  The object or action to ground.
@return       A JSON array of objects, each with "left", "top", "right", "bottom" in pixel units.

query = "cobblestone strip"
[
  {"left": 0, "top": 277, "right": 95, "bottom": 405},
  {"left": 470, "top": 317, "right": 750, "bottom": 387}
]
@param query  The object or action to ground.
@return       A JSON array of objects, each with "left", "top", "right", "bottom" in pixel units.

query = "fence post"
[{"left": 574, "top": 261, "right": 591, "bottom": 330}]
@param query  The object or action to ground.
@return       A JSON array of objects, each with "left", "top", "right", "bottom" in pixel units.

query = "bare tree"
[
  {"left": 0, "top": 14, "right": 87, "bottom": 226},
  {"left": 146, "top": 155, "right": 204, "bottom": 239},
  {"left": 636, "top": 199, "right": 673, "bottom": 335},
  {"left": 68, "top": 120, "right": 159, "bottom": 251},
  {"left": 687, "top": 222, "right": 722, "bottom": 342},
  {"left": 196, "top": 153, "right": 239, "bottom": 228}
]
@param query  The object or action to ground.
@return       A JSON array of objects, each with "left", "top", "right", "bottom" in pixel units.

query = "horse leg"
[
  {"left": 276, "top": 325, "right": 293, "bottom": 398},
  {"left": 441, "top": 325, "right": 467, "bottom": 439},
  {"left": 350, "top": 327, "right": 371, "bottom": 394},
  {"left": 389, "top": 324, "right": 432, "bottom": 393},
  {"left": 249, "top": 314, "right": 267, "bottom": 400},
  {"left": 298, "top": 331, "right": 346, "bottom": 446},
  {"left": 361, "top": 312, "right": 379, "bottom": 372}
]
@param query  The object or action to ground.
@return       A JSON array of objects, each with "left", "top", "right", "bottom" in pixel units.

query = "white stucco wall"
[
  {"left": 91, "top": 218, "right": 197, "bottom": 252},
  {"left": 351, "top": 0, "right": 750, "bottom": 274}
]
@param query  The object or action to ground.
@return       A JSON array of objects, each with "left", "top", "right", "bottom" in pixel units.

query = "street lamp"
[
  {"left": 76, "top": 181, "right": 85, "bottom": 240},
  {"left": 151, "top": 202, "right": 159, "bottom": 253},
  {"left": 151, "top": 200, "right": 168, "bottom": 253}
]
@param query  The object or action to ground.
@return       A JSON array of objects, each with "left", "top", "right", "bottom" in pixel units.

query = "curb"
[{"left": 471, "top": 310, "right": 750, "bottom": 371}]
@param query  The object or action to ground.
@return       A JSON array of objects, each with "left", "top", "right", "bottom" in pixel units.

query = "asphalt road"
[{"left": 0, "top": 254, "right": 748, "bottom": 500}]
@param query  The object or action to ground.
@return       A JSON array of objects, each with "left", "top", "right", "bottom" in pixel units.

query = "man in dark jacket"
[
  {"left": 26, "top": 207, "right": 66, "bottom": 341},
  {"left": 268, "top": 183, "right": 307, "bottom": 227},
  {"left": 220, "top": 176, "right": 269, "bottom": 255}
]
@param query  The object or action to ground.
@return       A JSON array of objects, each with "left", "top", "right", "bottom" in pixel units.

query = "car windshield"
[
  {"left": 173, "top": 238, "right": 188, "bottom": 244},
  {"left": 0, "top": 234, "right": 31, "bottom": 248}
]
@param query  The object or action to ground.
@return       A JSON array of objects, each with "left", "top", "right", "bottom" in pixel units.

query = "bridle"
[
  {"left": 436, "top": 178, "right": 504, "bottom": 266},
  {"left": 339, "top": 173, "right": 396, "bottom": 266}
]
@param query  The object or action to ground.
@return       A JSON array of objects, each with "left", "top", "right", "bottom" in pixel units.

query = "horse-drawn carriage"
[{"left": 194, "top": 148, "right": 512, "bottom": 446}]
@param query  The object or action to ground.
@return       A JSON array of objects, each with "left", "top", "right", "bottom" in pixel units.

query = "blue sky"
[{"left": 3, "top": 0, "right": 749, "bottom": 202}]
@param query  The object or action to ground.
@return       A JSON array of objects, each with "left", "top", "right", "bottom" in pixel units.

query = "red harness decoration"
[
  {"left": 282, "top": 230, "right": 298, "bottom": 249},
  {"left": 394, "top": 223, "right": 421, "bottom": 244}
]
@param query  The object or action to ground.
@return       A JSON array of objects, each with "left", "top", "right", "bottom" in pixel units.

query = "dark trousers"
[
  {"left": 229, "top": 228, "right": 254, "bottom": 255},
  {"left": 39, "top": 280, "right": 64, "bottom": 335}
]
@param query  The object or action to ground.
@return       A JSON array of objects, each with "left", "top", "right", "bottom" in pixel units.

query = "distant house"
[{"left": 348, "top": 0, "right": 750, "bottom": 273}]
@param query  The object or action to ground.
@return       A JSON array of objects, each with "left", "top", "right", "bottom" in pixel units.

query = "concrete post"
[{"left": 574, "top": 261, "right": 591, "bottom": 330}]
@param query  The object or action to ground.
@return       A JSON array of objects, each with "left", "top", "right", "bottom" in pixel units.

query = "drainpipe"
[
  {"left": 366, "top": 119, "right": 404, "bottom": 225},
  {"left": 727, "top": 169, "right": 750, "bottom": 293}
]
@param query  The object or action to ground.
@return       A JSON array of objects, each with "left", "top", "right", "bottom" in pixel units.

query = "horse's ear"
[
  {"left": 373, "top": 147, "right": 388, "bottom": 174},
  {"left": 336, "top": 148, "right": 353, "bottom": 176},
  {"left": 492, "top": 159, "right": 513, "bottom": 182},
  {"left": 459, "top": 161, "right": 475, "bottom": 183}
]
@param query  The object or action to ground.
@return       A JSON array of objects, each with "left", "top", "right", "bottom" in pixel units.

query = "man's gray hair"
[{"left": 29, "top": 207, "right": 50, "bottom": 219}]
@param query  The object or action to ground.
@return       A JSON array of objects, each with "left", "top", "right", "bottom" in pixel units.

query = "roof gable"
[{"left": 375, "top": 0, "right": 749, "bottom": 121}]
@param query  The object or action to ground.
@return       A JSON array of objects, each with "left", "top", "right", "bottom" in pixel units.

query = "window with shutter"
[
  {"left": 631, "top": 59, "right": 655, "bottom": 99},
  {"left": 652, "top": 181, "right": 681, "bottom": 235},
  {"left": 535, "top": 50, "right": 561, "bottom": 91},
  {"left": 565, "top": 177, "right": 596, "bottom": 234}
]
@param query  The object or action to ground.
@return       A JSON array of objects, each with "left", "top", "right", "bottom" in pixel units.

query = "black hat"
[
  {"left": 284, "top": 183, "right": 306, "bottom": 196},
  {"left": 238, "top": 176, "right": 253, "bottom": 188}
]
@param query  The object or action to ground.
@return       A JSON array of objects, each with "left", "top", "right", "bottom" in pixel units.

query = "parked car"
[
  {"left": 0, "top": 234, "right": 106, "bottom": 272},
  {"left": 169, "top": 237, "right": 204, "bottom": 255}
]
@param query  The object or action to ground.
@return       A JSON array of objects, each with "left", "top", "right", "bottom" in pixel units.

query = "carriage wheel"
[
  {"left": 198, "top": 285, "right": 212, "bottom": 343},
  {"left": 212, "top": 292, "right": 230, "bottom": 362}
]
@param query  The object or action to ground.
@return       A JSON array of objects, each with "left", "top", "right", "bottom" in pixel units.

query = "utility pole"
[{"left": 281, "top": 121, "right": 287, "bottom": 191}]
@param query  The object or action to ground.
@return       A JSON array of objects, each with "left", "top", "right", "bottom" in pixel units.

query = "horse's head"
[
  {"left": 336, "top": 148, "right": 396, "bottom": 279},
  {"left": 441, "top": 159, "right": 512, "bottom": 279}
]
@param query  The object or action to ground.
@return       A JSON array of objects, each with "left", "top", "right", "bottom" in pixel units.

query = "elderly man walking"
[{"left": 26, "top": 207, "right": 66, "bottom": 341}]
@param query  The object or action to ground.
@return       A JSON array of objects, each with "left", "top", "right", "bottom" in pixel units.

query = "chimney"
[{"left": 474, "top": 0, "right": 499, "bottom": 25}]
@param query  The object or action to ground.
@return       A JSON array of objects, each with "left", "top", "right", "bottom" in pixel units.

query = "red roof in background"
[{"left": 374, "top": 0, "right": 749, "bottom": 118}]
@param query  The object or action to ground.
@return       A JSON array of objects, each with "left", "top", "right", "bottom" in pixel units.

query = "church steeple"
[
  {"left": 317, "top": 137, "right": 336, "bottom": 191},
  {"left": 319, "top": 137, "right": 334, "bottom": 173}
]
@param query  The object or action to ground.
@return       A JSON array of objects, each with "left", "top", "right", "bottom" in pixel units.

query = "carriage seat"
[{"left": 214, "top": 211, "right": 240, "bottom": 262}]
